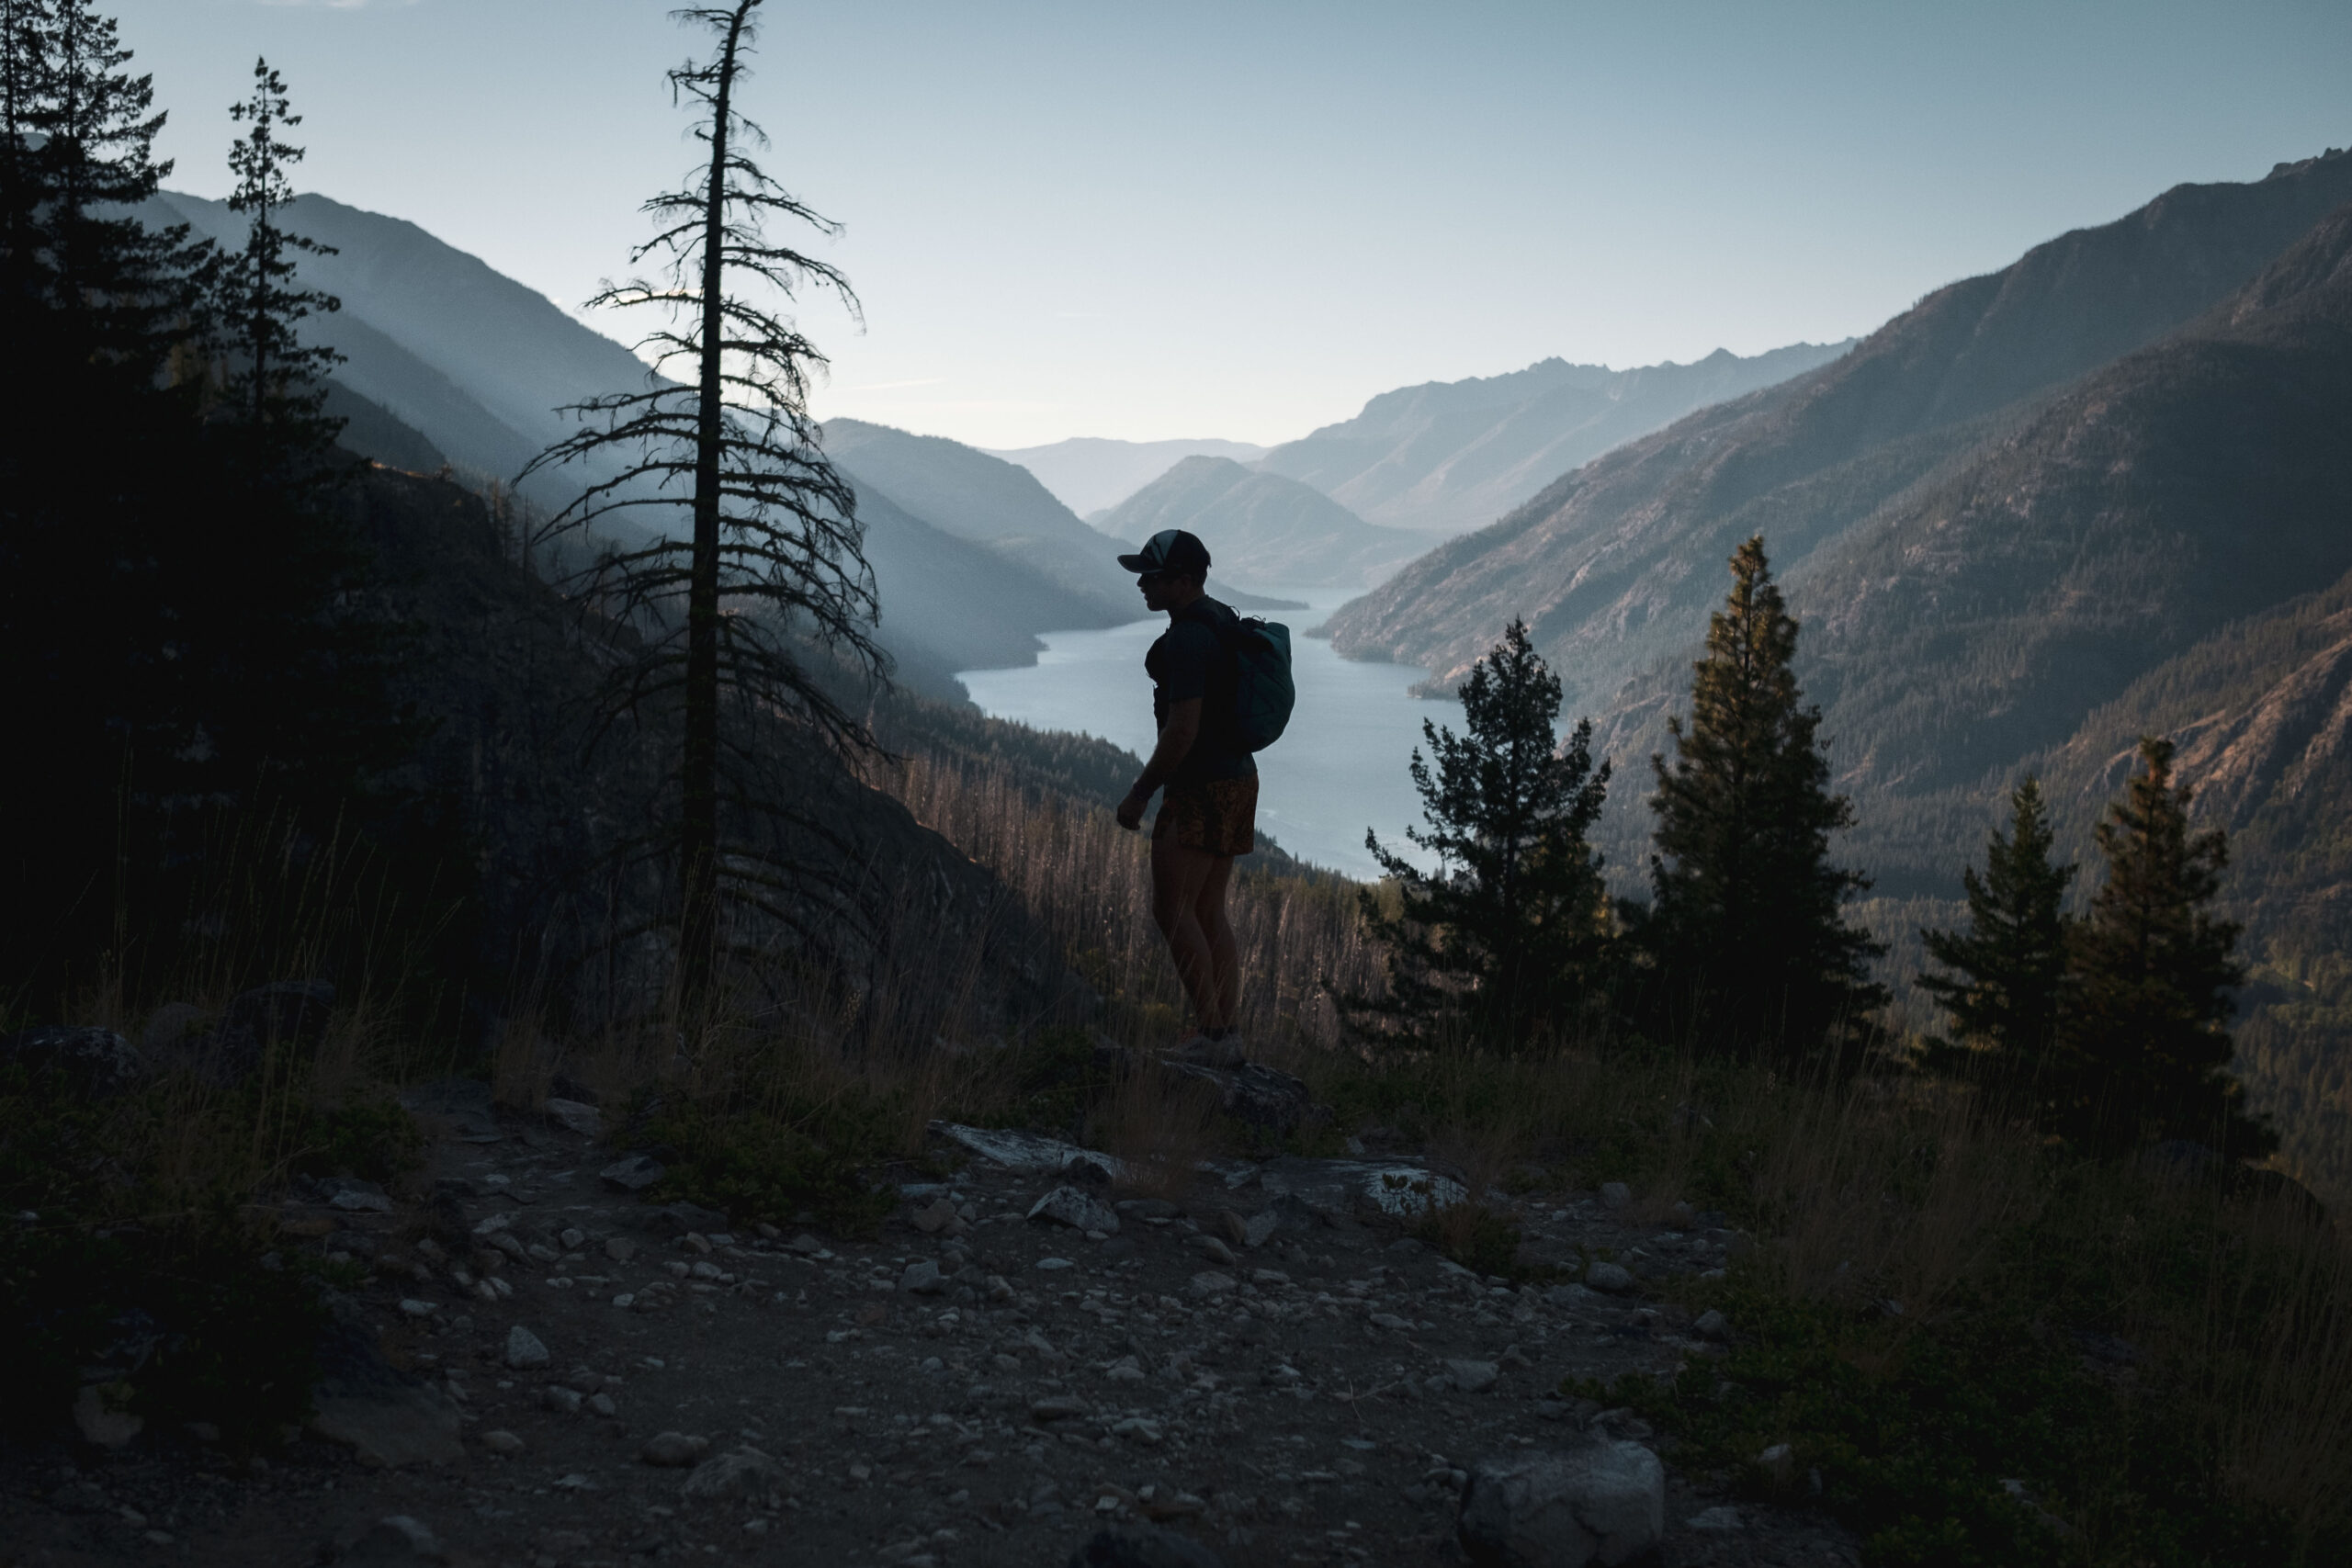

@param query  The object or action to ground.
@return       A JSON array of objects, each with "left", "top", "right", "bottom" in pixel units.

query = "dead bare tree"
[{"left": 521, "top": 0, "right": 880, "bottom": 1015}]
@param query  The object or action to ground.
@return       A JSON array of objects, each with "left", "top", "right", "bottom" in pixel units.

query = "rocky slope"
[
  {"left": 0, "top": 1088, "right": 1850, "bottom": 1568},
  {"left": 1091, "top": 457, "right": 1425, "bottom": 592},
  {"left": 1257, "top": 344, "right": 1851, "bottom": 538}
]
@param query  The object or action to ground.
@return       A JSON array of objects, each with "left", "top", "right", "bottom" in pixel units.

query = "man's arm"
[{"left": 1117, "top": 698, "right": 1201, "bottom": 829}]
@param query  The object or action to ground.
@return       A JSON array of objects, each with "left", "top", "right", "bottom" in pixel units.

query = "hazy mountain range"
[
  {"left": 1091, "top": 457, "right": 1425, "bottom": 592},
  {"left": 984, "top": 436, "right": 1268, "bottom": 518},
  {"left": 1256, "top": 343, "right": 1854, "bottom": 536}
]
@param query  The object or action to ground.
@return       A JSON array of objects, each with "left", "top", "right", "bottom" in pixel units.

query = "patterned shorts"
[{"left": 1153, "top": 775, "right": 1259, "bottom": 857}]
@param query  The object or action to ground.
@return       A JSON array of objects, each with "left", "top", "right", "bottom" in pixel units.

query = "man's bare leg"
[
  {"left": 1150, "top": 837, "right": 1231, "bottom": 1032},
  {"left": 1193, "top": 851, "right": 1239, "bottom": 1031}
]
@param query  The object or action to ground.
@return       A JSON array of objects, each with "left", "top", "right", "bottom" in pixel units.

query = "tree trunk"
[{"left": 678, "top": 3, "right": 750, "bottom": 1011}]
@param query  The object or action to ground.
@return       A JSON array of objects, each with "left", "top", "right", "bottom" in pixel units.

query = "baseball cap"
[{"left": 1117, "top": 528, "right": 1213, "bottom": 576}]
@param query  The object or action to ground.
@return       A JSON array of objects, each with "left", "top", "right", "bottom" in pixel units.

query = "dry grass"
[{"left": 877, "top": 751, "right": 1381, "bottom": 1050}]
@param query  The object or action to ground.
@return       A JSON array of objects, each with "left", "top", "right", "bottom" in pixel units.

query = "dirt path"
[{"left": 1, "top": 1088, "right": 1860, "bottom": 1567}]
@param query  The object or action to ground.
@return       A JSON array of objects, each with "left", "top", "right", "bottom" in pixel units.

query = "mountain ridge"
[
  {"left": 1091, "top": 456, "right": 1424, "bottom": 592},
  {"left": 1328, "top": 149, "right": 2352, "bottom": 707},
  {"left": 1256, "top": 341, "right": 1854, "bottom": 536}
]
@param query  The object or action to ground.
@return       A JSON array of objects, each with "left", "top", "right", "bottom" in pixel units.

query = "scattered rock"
[
  {"left": 1755, "top": 1444, "right": 1795, "bottom": 1484},
  {"left": 1065, "top": 1522, "right": 1228, "bottom": 1567},
  {"left": 478, "top": 1430, "right": 523, "bottom": 1456},
  {"left": 641, "top": 1431, "right": 712, "bottom": 1467},
  {"left": 1458, "top": 1437, "right": 1665, "bottom": 1567},
  {"left": 1446, "top": 1359, "right": 1499, "bottom": 1393},
  {"left": 505, "top": 1325, "right": 550, "bottom": 1369},
  {"left": 1585, "top": 1262, "right": 1634, "bottom": 1295},
  {"left": 1692, "top": 1310, "right": 1728, "bottom": 1341},
  {"left": 324, "top": 1178, "right": 395, "bottom": 1213},
  {"left": 544, "top": 1099, "right": 603, "bottom": 1138},
  {"left": 542, "top": 1386, "right": 583, "bottom": 1416},
  {"left": 1029, "top": 1185, "right": 1121, "bottom": 1235},
  {"left": 3, "top": 1026, "right": 143, "bottom": 1098},
  {"left": 1220, "top": 1209, "right": 1279, "bottom": 1248},
  {"left": 72, "top": 1382, "right": 143, "bottom": 1448},
  {"left": 651, "top": 1201, "right": 729, "bottom": 1236},
  {"left": 1685, "top": 1506, "right": 1742, "bottom": 1531},
  {"left": 899, "top": 1259, "right": 946, "bottom": 1294},
  {"left": 600, "top": 1156, "right": 665, "bottom": 1192},
  {"left": 910, "top": 1197, "right": 963, "bottom": 1235},
  {"left": 342, "top": 1514, "right": 446, "bottom": 1565},
  {"left": 1186, "top": 1233, "right": 1238, "bottom": 1267},
  {"left": 1599, "top": 1182, "right": 1632, "bottom": 1211},
  {"left": 1187, "top": 1271, "right": 1237, "bottom": 1298},
  {"left": 680, "top": 1446, "right": 783, "bottom": 1504}
]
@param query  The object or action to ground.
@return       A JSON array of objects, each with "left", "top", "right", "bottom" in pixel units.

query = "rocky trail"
[{"left": 2, "top": 1078, "right": 1861, "bottom": 1567}]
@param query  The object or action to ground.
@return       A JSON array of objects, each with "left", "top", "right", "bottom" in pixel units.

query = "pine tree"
[
  {"left": 13, "top": 0, "right": 198, "bottom": 378},
  {"left": 2063, "top": 738, "right": 2274, "bottom": 1156},
  {"left": 520, "top": 0, "right": 880, "bottom": 1013},
  {"left": 213, "top": 57, "right": 344, "bottom": 460},
  {"left": 1917, "top": 778, "right": 2075, "bottom": 1100},
  {"left": 1352, "top": 619, "right": 1613, "bottom": 1049},
  {"left": 1634, "top": 535, "right": 1885, "bottom": 1065}
]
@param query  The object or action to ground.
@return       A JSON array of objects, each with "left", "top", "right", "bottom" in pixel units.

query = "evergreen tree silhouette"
[
  {"left": 1633, "top": 535, "right": 1884, "bottom": 1065},
  {"left": 1352, "top": 619, "right": 1613, "bottom": 1049},
  {"left": 213, "top": 57, "right": 344, "bottom": 461},
  {"left": 2064, "top": 738, "right": 2273, "bottom": 1157},
  {"left": 1917, "top": 778, "right": 2075, "bottom": 1106},
  {"left": 519, "top": 0, "right": 880, "bottom": 1013},
  {"left": 10, "top": 0, "right": 198, "bottom": 379}
]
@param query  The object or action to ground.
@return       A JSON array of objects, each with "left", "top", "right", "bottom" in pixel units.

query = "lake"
[{"left": 958, "top": 588, "right": 1455, "bottom": 880}]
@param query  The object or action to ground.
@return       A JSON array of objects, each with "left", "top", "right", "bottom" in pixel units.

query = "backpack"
[{"left": 1186, "top": 603, "right": 1295, "bottom": 752}]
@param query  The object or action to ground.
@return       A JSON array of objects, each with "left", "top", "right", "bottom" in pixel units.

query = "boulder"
[
  {"left": 680, "top": 1446, "right": 783, "bottom": 1504},
  {"left": 1585, "top": 1262, "right": 1634, "bottom": 1294},
  {"left": 544, "top": 1098, "right": 603, "bottom": 1138},
  {"left": 1457, "top": 1438, "right": 1665, "bottom": 1567},
  {"left": 599, "top": 1155, "right": 665, "bottom": 1192},
  {"left": 504, "top": 1325, "right": 550, "bottom": 1369},
  {"left": 1446, "top": 1359, "right": 1499, "bottom": 1393},
  {"left": 72, "top": 1382, "right": 143, "bottom": 1448},
  {"left": 1160, "top": 1059, "right": 1324, "bottom": 1134},
  {"left": 309, "top": 1382, "right": 464, "bottom": 1468},
  {"left": 641, "top": 1431, "right": 711, "bottom": 1467},
  {"left": 3, "top": 1025, "right": 143, "bottom": 1098},
  {"left": 1028, "top": 1184, "right": 1120, "bottom": 1235}
]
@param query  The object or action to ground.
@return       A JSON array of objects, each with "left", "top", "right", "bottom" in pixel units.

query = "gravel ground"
[{"left": 0, "top": 1087, "right": 1862, "bottom": 1567}]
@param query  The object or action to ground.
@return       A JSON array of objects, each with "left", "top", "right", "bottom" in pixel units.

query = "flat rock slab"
[
  {"left": 1459, "top": 1438, "right": 1665, "bottom": 1567},
  {"left": 309, "top": 1384, "right": 464, "bottom": 1469},
  {"left": 931, "top": 1122, "right": 1129, "bottom": 1180}
]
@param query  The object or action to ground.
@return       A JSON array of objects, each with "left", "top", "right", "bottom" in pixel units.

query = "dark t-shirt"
[{"left": 1146, "top": 597, "right": 1257, "bottom": 786}]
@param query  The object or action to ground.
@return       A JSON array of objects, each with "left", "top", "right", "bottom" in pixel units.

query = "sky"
[{"left": 118, "top": 0, "right": 2352, "bottom": 449}]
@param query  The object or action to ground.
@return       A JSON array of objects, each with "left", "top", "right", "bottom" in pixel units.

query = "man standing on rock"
[{"left": 1115, "top": 528, "right": 1253, "bottom": 1065}]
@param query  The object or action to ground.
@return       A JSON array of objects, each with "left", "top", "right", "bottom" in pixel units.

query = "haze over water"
[{"left": 958, "top": 589, "right": 1452, "bottom": 879}]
